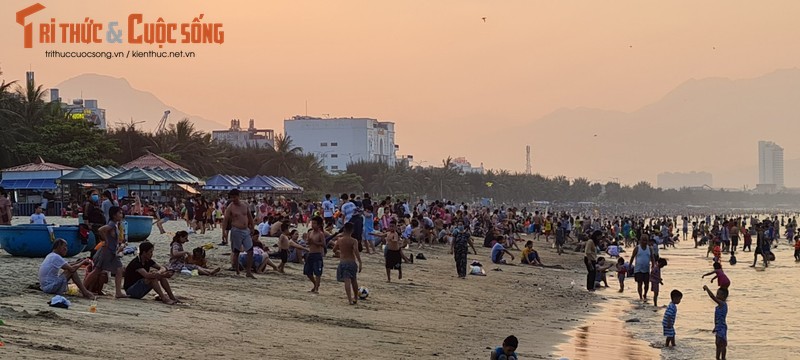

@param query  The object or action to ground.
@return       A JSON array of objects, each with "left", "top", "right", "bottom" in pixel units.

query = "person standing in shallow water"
[
  {"left": 630, "top": 234, "right": 654, "bottom": 301},
  {"left": 584, "top": 230, "right": 601, "bottom": 291}
]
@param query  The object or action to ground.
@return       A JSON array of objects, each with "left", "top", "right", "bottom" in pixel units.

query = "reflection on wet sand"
[{"left": 556, "top": 300, "right": 659, "bottom": 360}]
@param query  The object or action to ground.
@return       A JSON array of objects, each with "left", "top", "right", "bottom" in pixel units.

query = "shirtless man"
[
  {"left": 278, "top": 222, "right": 309, "bottom": 273},
  {"left": 333, "top": 223, "right": 362, "bottom": 304},
  {"left": 221, "top": 189, "right": 256, "bottom": 278},
  {"left": 533, "top": 211, "right": 543, "bottom": 241},
  {"left": 381, "top": 221, "right": 404, "bottom": 282},
  {"left": 305, "top": 216, "right": 326, "bottom": 293}
]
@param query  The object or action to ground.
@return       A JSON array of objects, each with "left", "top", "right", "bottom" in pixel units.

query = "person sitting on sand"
[
  {"left": 167, "top": 231, "right": 220, "bottom": 276},
  {"left": 520, "top": 240, "right": 542, "bottom": 265},
  {"left": 595, "top": 256, "right": 615, "bottom": 288},
  {"left": 258, "top": 216, "right": 270, "bottom": 236},
  {"left": 491, "top": 239, "right": 514, "bottom": 264},
  {"left": 277, "top": 223, "right": 309, "bottom": 273},
  {"left": 38, "top": 239, "right": 94, "bottom": 299},
  {"left": 187, "top": 247, "right": 208, "bottom": 268},
  {"left": 490, "top": 335, "right": 518, "bottom": 360},
  {"left": 241, "top": 232, "right": 279, "bottom": 273},
  {"left": 123, "top": 241, "right": 177, "bottom": 305}
]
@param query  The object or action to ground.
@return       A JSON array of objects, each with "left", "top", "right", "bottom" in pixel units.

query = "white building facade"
[
  {"left": 452, "top": 157, "right": 484, "bottom": 174},
  {"left": 284, "top": 116, "right": 397, "bottom": 172},
  {"left": 758, "top": 140, "right": 784, "bottom": 188}
]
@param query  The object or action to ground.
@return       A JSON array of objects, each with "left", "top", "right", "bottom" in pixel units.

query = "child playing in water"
[
  {"left": 662, "top": 289, "right": 682, "bottom": 347},
  {"left": 490, "top": 335, "right": 518, "bottom": 360},
  {"left": 712, "top": 241, "right": 722, "bottom": 263},
  {"left": 794, "top": 235, "right": 800, "bottom": 261},
  {"left": 615, "top": 258, "right": 627, "bottom": 293},
  {"left": 703, "top": 285, "right": 728, "bottom": 360},
  {"left": 651, "top": 258, "right": 668, "bottom": 307},
  {"left": 702, "top": 262, "right": 731, "bottom": 289}
]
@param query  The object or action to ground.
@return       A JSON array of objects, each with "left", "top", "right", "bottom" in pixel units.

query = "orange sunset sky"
[{"left": 2, "top": 1, "right": 800, "bottom": 183}]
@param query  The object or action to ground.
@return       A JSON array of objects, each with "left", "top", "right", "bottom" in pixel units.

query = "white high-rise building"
[
  {"left": 758, "top": 141, "right": 784, "bottom": 188},
  {"left": 284, "top": 116, "right": 397, "bottom": 172}
]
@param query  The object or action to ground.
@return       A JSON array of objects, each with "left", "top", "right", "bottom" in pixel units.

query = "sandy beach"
[{"left": 0, "top": 216, "right": 605, "bottom": 359}]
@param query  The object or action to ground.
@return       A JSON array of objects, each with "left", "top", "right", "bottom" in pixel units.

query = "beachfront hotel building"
[
  {"left": 37, "top": 72, "right": 107, "bottom": 130},
  {"left": 284, "top": 115, "right": 397, "bottom": 173},
  {"left": 758, "top": 140, "right": 784, "bottom": 191},
  {"left": 452, "top": 157, "right": 485, "bottom": 174},
  {"left": 212, "top": 119, "right": 276, "bottom": 149}
]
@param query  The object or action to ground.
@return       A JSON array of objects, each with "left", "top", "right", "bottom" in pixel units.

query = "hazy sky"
[{"left": 2, "top": 0, "right": 800, "bottom": 177}]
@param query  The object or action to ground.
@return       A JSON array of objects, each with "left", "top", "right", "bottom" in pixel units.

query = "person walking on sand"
[
  {"left": 630, "top": 234, "right": 655, "bottom": 301},
  {"left": 221, "top": 189, "right": 256, "bottom": 278},
  {"left": 305, "top": 216, "right": 326, "bottom": 293},
  {"left": 451, "top": 220, "right": 477, "bottom": 279},
  {"left": 333, "top": 222, "right": 362, "bottom": 304}
]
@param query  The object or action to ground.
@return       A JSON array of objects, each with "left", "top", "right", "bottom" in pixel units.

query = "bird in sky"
[{"left": 482, "top": 17, "right": 487, "bottom": 22}]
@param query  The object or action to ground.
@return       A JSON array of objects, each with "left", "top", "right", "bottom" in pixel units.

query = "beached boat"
[
  {"left": 0, "top": 224, "right": 86, "bottom": 257},
  {"left": 125, "top": 215, "right": 154, "bottom": 242}
]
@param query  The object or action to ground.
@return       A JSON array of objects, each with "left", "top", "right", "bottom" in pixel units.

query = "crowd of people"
[{"left": 27, "top": 185, "right": 800, "bottom": 359}]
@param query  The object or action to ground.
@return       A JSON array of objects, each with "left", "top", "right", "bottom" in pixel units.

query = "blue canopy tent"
[
  {"left": 203, "top": 174, "right": 249, "bottom": 191},
  {"left": 237, "top": 175, "right": 276, "bottom": 192},
  {"left": 203, "top": 175, "right": 303, "bottom": 194},
  {"left": 0, "top": 158, "right": 75, "bottom": 215},
  {"left": 55, "top": 165, "right": 125, "bottom": 184}
]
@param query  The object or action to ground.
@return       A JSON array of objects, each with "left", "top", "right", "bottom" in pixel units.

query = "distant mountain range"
[
  {"left": 55, "top": 70, "right": 800, "bottom": 188},
  {"left": 514, "top": 68, "right": 800, "bottom": 188},
  {"left": 53, "top": 74, "right": 225, "bottom": 132}
]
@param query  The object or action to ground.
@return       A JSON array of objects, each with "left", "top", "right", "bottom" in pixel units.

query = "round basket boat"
[
  {"left": 125, "top": 215, "right": 154, "bottom": 242},
  {"left": 0, "top": 224, "right": 87, "bottom": 258}
]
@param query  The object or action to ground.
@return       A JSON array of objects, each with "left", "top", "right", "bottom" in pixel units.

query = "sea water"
[{"left": 557, "top": 236, "right": 800, "bottom": 359}]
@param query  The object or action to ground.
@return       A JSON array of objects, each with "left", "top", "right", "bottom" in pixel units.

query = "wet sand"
[
  {"left": 0, "top": 217, "right": 604, "bottom": 359},
  {"left": 555, "top": 300, "right": 660, "bottom": 360}
]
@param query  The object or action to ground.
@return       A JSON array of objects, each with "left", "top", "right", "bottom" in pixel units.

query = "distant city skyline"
[{"left": 4, "top": 1, "right": 800, "bottom": 186}]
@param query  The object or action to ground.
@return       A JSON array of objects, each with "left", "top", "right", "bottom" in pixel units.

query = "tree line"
[{"left": 2, "top": 72, "right": 799, "bottom": 206}]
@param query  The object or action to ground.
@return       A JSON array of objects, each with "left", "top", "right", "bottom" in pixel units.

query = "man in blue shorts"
[
  {"left": 222, "top": 189, "right": 256, "bottom": 278},
  {"left": 304, "top": 216, "right": 326, "bottom": 293}
]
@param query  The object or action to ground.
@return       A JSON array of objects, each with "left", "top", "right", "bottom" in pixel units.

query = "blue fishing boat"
[
  {"left": 125, "top": 215, "right": 154, "bottom": 242},
  {"left": 0, "top": 224, "right": 87, "bottom": 257}
]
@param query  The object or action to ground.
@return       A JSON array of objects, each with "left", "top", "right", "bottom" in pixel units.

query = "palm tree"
[
  {"left": 0, "top": 80, "right": 25, "bottom": 167},
  {"left": 15, "top": 78, "right": 52, "bottom": 127},
  {"left": 291, "top": 154, "right": 329, "bottom": 190},
  {"left": 261, "top": 134, "right": 302, "bottom": 176},
  {"left": 148, "top": 119, "right": 232, "bottom": 176}
]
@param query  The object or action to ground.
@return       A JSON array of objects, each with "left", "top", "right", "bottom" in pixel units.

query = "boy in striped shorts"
[{"left": 663, "top": 289, "right": 683, "bottom": 347}]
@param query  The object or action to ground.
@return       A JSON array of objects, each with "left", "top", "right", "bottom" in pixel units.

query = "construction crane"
[{"left": 155, "top": 110, "right": 171, "bottom": 134}]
